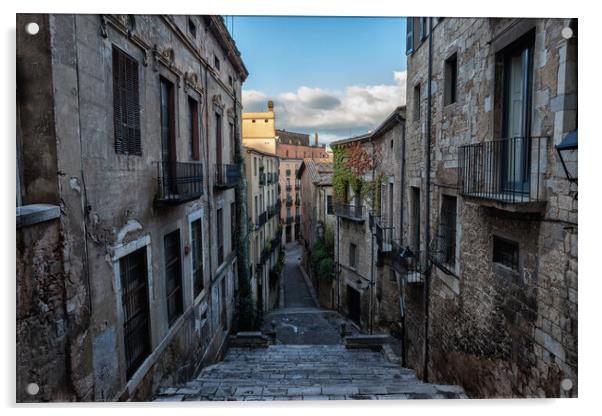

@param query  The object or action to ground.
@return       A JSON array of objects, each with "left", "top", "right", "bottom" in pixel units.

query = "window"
[
  {"left": 112, "top": 45, "right": 141, "bottom": 155},
  {"left": 411, "top": 187, "right": 421, "bottom": 252},
  {"left": 191, "top": 219, "right": 204, "bottom": 297},
  {"left": 229, "top": 122, "right": 235, "bottom": 163},
  {"left": 406, "top": 17, "right": 414, "bottom": 55},
  {"left": 217, "top": 208, "right": 224, "bottom": 265},
  {"left": 286, "top": 150, "right": 289, "bottom": 158},
  {"left": 436, "top": 195, "right": 457, "bottom": 268},
  {"left": 349, "top": 243, "right": 357, "bottom": 269},
  {"left": 120, "top": 246, "right": 150, "bottom": 379},
  {"left": 164, "top": 230, "right": 183, "bottom": 326},
  {"left": 420, "top": 17, "right": 428, "bottom": 40},
  {"left": 188, "top": 17, "right": 197, "bottom": 38},
  {"left": 389, "top": 268, "right": 397, "bottom": 283},
  {"left": 215, "top": 112, "right": 222, "bottom": 166},
  {"left": 188, "top": 97, "right": 200, "bottom": 160},
  {"left": 413, "top": 83, "right": 421, "bottom": 121},
  {"left": 160, "top": 78, "right": 175, "bottom": 164},
  {"left": 287, "top": 207, "right": 291, "bottom": 218},
  {"left": 286, "top": 169, "right": 291, "bottom": 176},
  {"left": 214, "top": 54, "right": 221, "bottom": 71},
  {"left": 228, "top": 75, "right": 234, "bottom": 88},
  {"left": 326, "top": 195, "right": 333, "bottom": 215},
  {"left": 444, "top": 53, "right": 458, "bottom": 105},
  {"left": 493, "top": 236, "right": 519, "bottom": 271}
]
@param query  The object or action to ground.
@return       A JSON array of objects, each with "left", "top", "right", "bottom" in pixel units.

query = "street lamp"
[{"left": 555, "top": 129, "right": 578, "bottom": 184}]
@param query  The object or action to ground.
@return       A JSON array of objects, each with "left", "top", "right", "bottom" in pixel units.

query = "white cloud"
[{"left": 242, "top": 70, "right": 406, "bottom": 144}]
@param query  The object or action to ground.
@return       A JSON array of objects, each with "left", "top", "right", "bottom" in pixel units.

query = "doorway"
[{"left": 346, "top": 285, "right": 361, "bottom": 325}]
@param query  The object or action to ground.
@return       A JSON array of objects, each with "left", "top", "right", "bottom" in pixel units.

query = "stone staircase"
[{"left": 154, "top": 344, "right": 467, "bottom": 401}]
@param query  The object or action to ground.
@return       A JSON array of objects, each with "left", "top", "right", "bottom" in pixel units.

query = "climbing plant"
[{"left": 332, "top": 141, "right": 383, "bottom": 210}]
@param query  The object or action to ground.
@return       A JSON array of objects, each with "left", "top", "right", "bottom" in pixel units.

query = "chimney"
[
  {"left": 267, "top": 100, "right": 274, "bottom": 112},
  {"left": 314, "top": 131, "right": 318, "bottom": 146}
]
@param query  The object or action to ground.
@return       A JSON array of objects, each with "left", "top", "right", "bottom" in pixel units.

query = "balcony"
[
  {"left": 458, "top": 137, "right": 547, "bottom": 213},
  {"left": 256, "top": 211, "right": 267, "bottom": 229},
  {"left": 369, "top": 213, "right": 393, "bottom": 252},
  {"left": 334, "top": 203, "right": 364, "bottom": 222},
  {"left": 155, "top": 161, "right": 204, "bottom": 206},
  {"left": 390, "top": 242, "right": 425, "bottom": 284},
  {"left": 295, "top": 196, "right": 301, "bottom": 206},
  {"left": 285, "top": 184, "right": 292, "bottom": 192},
  {"left": 268, "top": 204, "right": 277, "bottom": 218},
  {"left": 214, "top": 163, "right": 240, "bottom": 189},
  {"left": 285, "top": 216, "right": 293, "bottom": 225},
  {"left": 259, "top": 171, "right": 266, "bottom": 186},
  {"left": 266, "top": 172, "right": 273, "bottom": 184},
  {"left": 286, "top": 197, "right": 293, "bottom": 207}
]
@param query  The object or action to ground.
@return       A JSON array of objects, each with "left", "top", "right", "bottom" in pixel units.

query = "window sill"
[{"left": 16, "top": 204, "right": 60, "bottom": 228}]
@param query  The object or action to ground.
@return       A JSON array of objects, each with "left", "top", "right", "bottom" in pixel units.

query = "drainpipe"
[
  {"left": 202, "top": 61, "right": 214, "bottom": 302},
  {"left": 423, "top": 16, "right": 433, "bottom": 383},
  {"left": 397, "top": 112, "right": 407, "bottom": 367},
  {"left": 369, "top": 139, "right": 376, "bottom": 334}
]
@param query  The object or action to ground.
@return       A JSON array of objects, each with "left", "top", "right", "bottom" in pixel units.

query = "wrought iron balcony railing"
[
  {"left": 458, "top": 136, "right": 546, "bottom": 205},
  {"left": 155, "top": 161, "right": 204, "bottom": 206},
  {"left": 214, "top": 163, "right": 240, "bottom": 189},
  {"left": 334, "top": 203, "right": 364, "bottom": 222},
  {"left": 268, "top": 204, "right": 277, "bottom": 218},
  {"left": 286, "top": 197, "right": 293, "bottom": 207},
  {"left": 375, "top": 222, "right": 394, "bottom": 252},
  {"left": 285, "top": 184, "right": 292, "bottom": 192}
]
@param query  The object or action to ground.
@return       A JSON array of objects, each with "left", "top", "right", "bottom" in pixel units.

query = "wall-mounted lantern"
[{"left": 555, "top": 129, "right": 578, "bottom": 184}]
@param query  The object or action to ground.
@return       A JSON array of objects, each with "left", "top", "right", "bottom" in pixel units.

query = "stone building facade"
[
  {"left": 330, "top": 107, "right": 406, "bottom": 334},
  {"left": 297, "top": 158, "right": 336, "bottom": 307},
  {"left": 243, "top": 147, "right": 282, "bottom": 312},
  {"left": 16, "top": 14, "right": 249, "bottom": 401},
  {"left": 402, "top": 17, "right": 578, "bottom": 397}
]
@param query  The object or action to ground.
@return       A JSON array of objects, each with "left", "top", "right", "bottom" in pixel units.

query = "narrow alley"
[{"left": 153, "top": 242, "right": 467, "bottom": 401}]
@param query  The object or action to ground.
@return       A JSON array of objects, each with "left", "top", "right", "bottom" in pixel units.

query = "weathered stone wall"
[{"left": 404, "top": 17, "right": 578, "bottom": 397}]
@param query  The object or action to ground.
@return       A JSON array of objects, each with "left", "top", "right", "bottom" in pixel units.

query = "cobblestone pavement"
[
  {"left": 153, "top": 241, "right": 467, "bottom": 401},
  {"left": 154, "top": 345, "right": 467, "bottom": 401}
]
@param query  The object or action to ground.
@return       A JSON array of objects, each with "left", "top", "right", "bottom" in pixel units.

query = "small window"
[
  {"left": 349, "top": 243, "right": 357, "bottom": 269},
  {"left": 286, "top": 169, "right": 291, "bottom": 176},
  {"left": 390, "top": 139, "right": 394, "bottom": 148},
  {"left": 493, "top": 236, "right": 519, "bottom": 271},
  {"left": 188, "top": 18, "right": 197, "bottom": 38},
  {"left": 252, "top": 119, "right": 256, "bottom": 123},
  {"left": 444, "top": 53, "right": 458, "bottom": 105},
  {"left": 326, "top": 195, "right": 334, "bottom": 215},
  {"left": 264, "top": 119, "right": 268, "bottom": 123},
  {"left": 436, "top": 195, "right": 457, "bottom": 268},
  {"left": 228, "top": 75, "right": 234, "bottom": 88},
  {"left": 413, "top": 83, "right": 421, "bottom": 121},
  {"left": 214, "top": 55, "right": 221, "bottom": 71}
]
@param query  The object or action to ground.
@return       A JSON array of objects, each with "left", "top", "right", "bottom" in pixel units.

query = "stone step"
[{"left": 153, "top": 345, "right": 467, "bottom": 401}]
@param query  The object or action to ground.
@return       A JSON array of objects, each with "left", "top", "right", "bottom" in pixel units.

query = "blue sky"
[{"left": 226, "top": 16, "right": 407, "bottom": 143}]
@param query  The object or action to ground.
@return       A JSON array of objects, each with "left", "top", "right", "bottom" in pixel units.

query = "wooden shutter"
[{"left": 112, "top": 45, "right": 141, "bottom": 155}]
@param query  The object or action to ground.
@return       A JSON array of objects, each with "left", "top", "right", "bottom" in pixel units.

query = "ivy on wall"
[{"left": 332, "top": 141, "right": 383, "bottom": 211}]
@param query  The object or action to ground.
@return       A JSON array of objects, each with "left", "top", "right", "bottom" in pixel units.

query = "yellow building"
[{"left": 242, "top": 100, "right": 277, "bottom": 154}]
